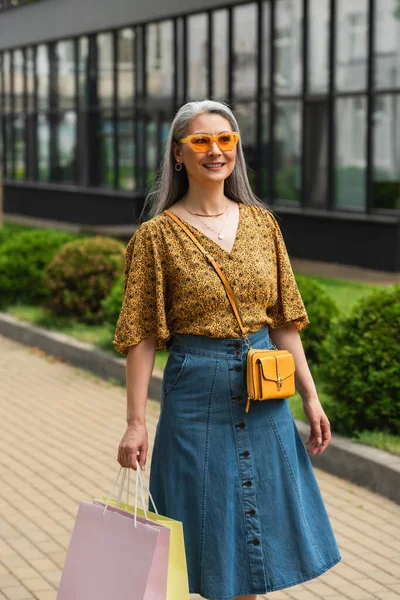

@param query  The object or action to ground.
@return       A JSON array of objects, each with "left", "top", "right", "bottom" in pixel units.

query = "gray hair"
[{"left": 141, "top": 99, "right": 267, "bottom": 221}]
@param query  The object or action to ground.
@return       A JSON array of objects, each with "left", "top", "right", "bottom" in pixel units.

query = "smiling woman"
[{"left": 114, "top": 100, "right": 342, "bottom": 600}]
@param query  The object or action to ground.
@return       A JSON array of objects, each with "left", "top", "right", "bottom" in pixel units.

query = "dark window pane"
[
  {"left": 118, "top": 112, "right": 135, "bottom": 190},
  {"left": 308, "top": 0, "right": 329, "bottom": 93},
  {"left": 304, "top": 100, "right": 328, "bottom": 206},
  {"left": 78, "top": 37, "right": 89, "bottom": 109},
  {"left": 235, "top": 101, "right": 257, "bottom": 190},
  {"left": 275, "top": 101, "right": 301, "bottom": 203},
  {"left": 336, "top": 96, "right": 366, "bottom": 209},
  {"left": 4, "top": 52, "right": 12, "bottom": 113},
  {"left": 146, "top": 21, "right": 173, "bottom": 98},
  {"left": 14, "top": 114, "right": 25, "bottom": 180},
  {"left": 37, "top": 45, "right": 49, "bottom": 111},
  {"left": 4, "top": 117, "right": 13, "bottom": 178},
  {"left": 262, "top": 2, "right": 270, "bottom": 95},
  {"left": 275, "top": 0, "right": 303, "bottom": 96},
  {"left": 188, "top": 14, "right": 208, "bottom": 100},
  {"left": 58, "top": 110, "right": 76, "bottom": 183},
  {"left": 374, "top": 1, "right": 400, "bottom": 90},
  {"left": 233, "top": 3, "right": 257, "bottom": 99},
  {"left": 57, "top": 40, "right": 75, "bottom": 111},
  {"left": 336, "top": 0, "right": 368, "bottom": 91},
  {"left": 212, "top": 9, "right": 228, "bottom": 100},
  {"left": 118, "top": 28, "right": 134, "bottom": 107},
  {"left": 373, "top": 94, "right": 400, "bottom": 210},
  {"left": 26, "top": 47, "right": 35, "bottom": 113},
  {"left": 98, "top": 33, "right": 114, "bottom": 109},
  {"left": 99, "top": 111, "right": 115, "bottom": 187},
  {"left": 37, "top": 113, "right": 50, "bottom": 181}
]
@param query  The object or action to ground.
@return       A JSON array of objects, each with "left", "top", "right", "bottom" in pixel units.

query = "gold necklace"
[
  {"left": 191, "top": 203, "right": 229, "bottom": 240},
  {"left": 182, "top": 201, "right": 226, "bottom": 217}
]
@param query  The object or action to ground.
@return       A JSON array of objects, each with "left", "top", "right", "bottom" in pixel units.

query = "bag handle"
[{"left": 164, "top": 209, "right": 250, "bottom": 345}]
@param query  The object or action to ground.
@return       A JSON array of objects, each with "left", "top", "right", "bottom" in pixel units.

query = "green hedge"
[
  {"left": 102, "top": 273, "right": 124, "bottom": 328},
  {"left": 319, "top": 285, "right": 400, "bottom": 436}
]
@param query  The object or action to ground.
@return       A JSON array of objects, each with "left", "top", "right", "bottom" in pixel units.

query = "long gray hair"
[{"left": 142, "top": 100, "right": 267, "bottom": 221}]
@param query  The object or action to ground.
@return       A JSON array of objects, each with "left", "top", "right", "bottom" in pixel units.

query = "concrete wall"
[{"left": 0, "top": 0, "right": 241, "bottom": 50}]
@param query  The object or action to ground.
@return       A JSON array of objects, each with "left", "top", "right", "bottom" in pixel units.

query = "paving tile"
[{"left": 1, "top": 334, "right": 400, "bottom": 600}]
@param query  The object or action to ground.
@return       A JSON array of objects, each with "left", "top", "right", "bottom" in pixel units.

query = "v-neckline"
[{"left": 164, "top": 202, "right": 243, "bottom": 257}]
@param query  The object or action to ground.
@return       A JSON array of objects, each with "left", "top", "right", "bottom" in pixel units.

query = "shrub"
[
  {"left": 43, "top": 236, "right": 125, "bottom": 324},
  {"left": 0, "top": 229, "right": 76, "bottom": 308},
  {"left": 102, "top": 273, "right": 124, "bottom": 327},
  {"left": 319, "top": 285, "right": 400, "bottom": 436},
  {"left": 295, "top": 275, "right": 340, "bottom": 366}
]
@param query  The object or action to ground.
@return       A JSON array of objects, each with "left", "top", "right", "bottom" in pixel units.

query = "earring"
[{"left": 175, "top": 162, "right": 183, "bottom": 172}]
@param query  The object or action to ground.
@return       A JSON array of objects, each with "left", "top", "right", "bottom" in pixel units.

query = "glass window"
[
  {"left": 14, "top": 113, "right": 25, "bottom": 180},
  {"left": 374, "top": 1, "right": 400, "bottom": 90},
  {"left": 78, "top": 37, "right": 89, "bottom": 108},
  {"left": 99, "top": 110, "right": 115, "bottom": 187},
  {"left": 262, "top": 2, "right": 270, "bottom": 95},
  {"left": 275, "top": 0, "right": 303, "bottom": 96},
  {"left": 57, "top": 40, "right": 75, "bottom": 111},
  {"left": 146, "top": 21, "right": 173, "bottom": 98},
  {"left": 235, "top": 101, "right": 257, "bottom": 189},
  {"left": 336, "top": 0, "right": 368, "bottom": 91},
  {"left": 304, "top": 100, "right": 328, "bottom": 206},
  {"left": 335, "top": 96, "right": 366, "bottom": 209},
  {"left": 4, "top": 117, "right": 13, "bottom": 178},
  {"left": 118, "top": 28, "right": 134, "bottom": 107},
  {"left": 188, "top": 14, "right": 208, "bottom": 100},
  {"left": 26, "top": 47, "right": 35, "bottom": 113},
  {"left": 212, "top": 9, "right": 228, "bottom": 100},
  {"left": 58, "top": 110, "right": 76, "bottom": 183},
  {"left": 37, "top": 113, "right": 50, "bottom": 181},
  {"left": 308, "top": 0, "right": 330, "bottom": 92},
  {"left": 373, "top": 94, "right": 400, "bottom": 210},
  {"left": 98, "top": 33, "right": 114, "bottom": 109},
  {"left": 13, "top": 49, "right": 24, "bottom": 113},
  {"left": 275, "top": 101, "right": 302, "bottom": 202},
  {"left": 233, "top": 3, "right": 257, "bottom": 99},
  {"left": 3, "top": 52, "right": 12, "bottom": 113},
  {"left": 37, "top": 44, "right": 49, "bottom": 111},
  {"left": 118, "top": 111, "right": 135, "bottom": 190}
]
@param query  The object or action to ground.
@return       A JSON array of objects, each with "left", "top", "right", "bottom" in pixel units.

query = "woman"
[{"left": 113, "top": 100, "right": 341, "bottom": 600}]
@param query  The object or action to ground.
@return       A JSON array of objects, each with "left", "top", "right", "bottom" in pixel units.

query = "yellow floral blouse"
[{"left": 113, "top": 202, "right": 309, "bottom": 355}]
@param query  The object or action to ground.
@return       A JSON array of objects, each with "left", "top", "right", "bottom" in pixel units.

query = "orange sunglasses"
[{"left": 179, "top": 131, "right": 240, "bottom": 153}]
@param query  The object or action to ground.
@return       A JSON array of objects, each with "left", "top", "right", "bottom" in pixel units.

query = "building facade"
[{"left": 0, "top": 0, "right": 399, "bottom": 270}]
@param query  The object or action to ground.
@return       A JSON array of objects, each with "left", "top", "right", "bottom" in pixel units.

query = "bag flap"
[{"left": 258, "top": 353, "right": 295, "bottom": 382}]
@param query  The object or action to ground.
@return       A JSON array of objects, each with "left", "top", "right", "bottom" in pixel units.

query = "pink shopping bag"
[
  {"left": 57, "top": 468, "right": 162, "bottom": 600},
  {"left": 94, "top": 501, "right": 171, "bottom": 600}
]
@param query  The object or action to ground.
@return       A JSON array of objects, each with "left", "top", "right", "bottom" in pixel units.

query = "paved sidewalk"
[{"left": 0, "top": 335, "right": 400, "bottom": 600}]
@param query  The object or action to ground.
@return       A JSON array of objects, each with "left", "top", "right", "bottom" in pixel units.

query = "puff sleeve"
[
  {"left": 112, "top": 222, "right": 171, "bottom": 355},
  {"left": 266, "top": 211, "right": 309, "bottom": 332}
]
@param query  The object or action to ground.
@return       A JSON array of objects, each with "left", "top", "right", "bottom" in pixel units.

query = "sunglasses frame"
[{"left": 178, "top": 131, "right": 240, "bottom": 153}]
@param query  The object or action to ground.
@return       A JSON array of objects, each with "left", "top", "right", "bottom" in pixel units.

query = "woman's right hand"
[{"left": 117, "top": 422, "right": 148, "bottom": 471}]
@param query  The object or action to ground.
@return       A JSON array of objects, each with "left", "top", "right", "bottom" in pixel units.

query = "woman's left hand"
[{"left": 302, "top": 397, "right": 331, "bottom": 455}]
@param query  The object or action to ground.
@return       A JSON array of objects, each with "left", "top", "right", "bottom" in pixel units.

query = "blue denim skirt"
[{"left": 149, "top": 325, "right": 342, "bottom": 600}]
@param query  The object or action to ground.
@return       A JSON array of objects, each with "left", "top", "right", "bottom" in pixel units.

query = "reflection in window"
[
  {"left": 275, "top": 102, "right": 301, "bottom": 202},
  {"left": 304, "top": 101, "right": 328, "bottom": 206},
  {"left": 373, "top": 95, "right": 400, "bottom": 210},
  {"left": 275, "top": 0, "right": 302, "bottom": 95},
  {"left": 233, "top": 4, "right": 257, "bottom": 98},
  {"left": 14, "top": 113, "right": 25, "bottom": 180},
  {"left": 308, "top": 0, "right": 329, "bottom": 92},
  {"left": 13, "top": 49, "right": 24, "bottom": 112},
  {"left": 262, "top": 2, "right": 270, "bottom": 94},
  {"left": 58, "top": 110, "right": 76, "bottom": 182},
  {"left": 57, "top": 40, "right": 75, "bottom": 111},
  {"left": 147, "top": 21, "right": 173, "bottom": 98},
  {"left": 37, "top": 113, "right": 50, "bottom": 181},
  {"left": 3, "top": 52, "right": 11, "bottom": 113},
  {"left": 26, "top": 47, "right": 35, "bottom": 113},
  {"left": 374, "top": 1, "right": 400, "bottom": 90},
  {"left": 212, "top": 9, "right": 228, "bottom": 99},
  {"left": 336, "top": 0, "right": 368, "bottom": 91},
  {"left": 336, "top": 96, "right": 366, "bottom": 209},
  {"left": 37, "top": 44, "right": 49, "bottom": 111},
  {"left": 235, "top": 102, "right": 257, "bottom": 189},
  {"left": 118, "top": 114, "right": 135, "bottom": 190},
  {"left": 78, "top": 37, "right": 89, "bottom": 108},
  {"left": 118, "top": 29, "right": 134, "bottom": 107},
  {"left": 99, "top": 111, "right": 115, "bottom": 187},
  {"left": 98, "top": 33, "right": 114, "bottom": 108},
  {"left": 188, "top": 14, "right": 208, "bottom": 100}
]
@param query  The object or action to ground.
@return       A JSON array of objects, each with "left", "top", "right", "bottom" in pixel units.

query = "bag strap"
[{"left": 164, "top": 209, "right": 248, "bottom": 339}]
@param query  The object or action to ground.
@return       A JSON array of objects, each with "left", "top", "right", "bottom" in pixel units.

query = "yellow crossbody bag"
[{"left": 164, "top": 209, "right": 296, "bottom": 413}]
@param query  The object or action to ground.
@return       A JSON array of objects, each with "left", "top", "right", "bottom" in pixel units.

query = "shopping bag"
[
  {"left": 57, "top": 468, "right": 161, "bottom": 600},
  {"left": 101, "top": 464, "right": 189, "bottom": 600}
]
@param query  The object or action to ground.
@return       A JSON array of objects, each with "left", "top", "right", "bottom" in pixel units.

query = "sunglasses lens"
[
  {"left": 190, "top": 136, "right": 211, "bottom": 151},
  {"left": 217, "top": 133, "right": 236, "bottom": 150}
]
